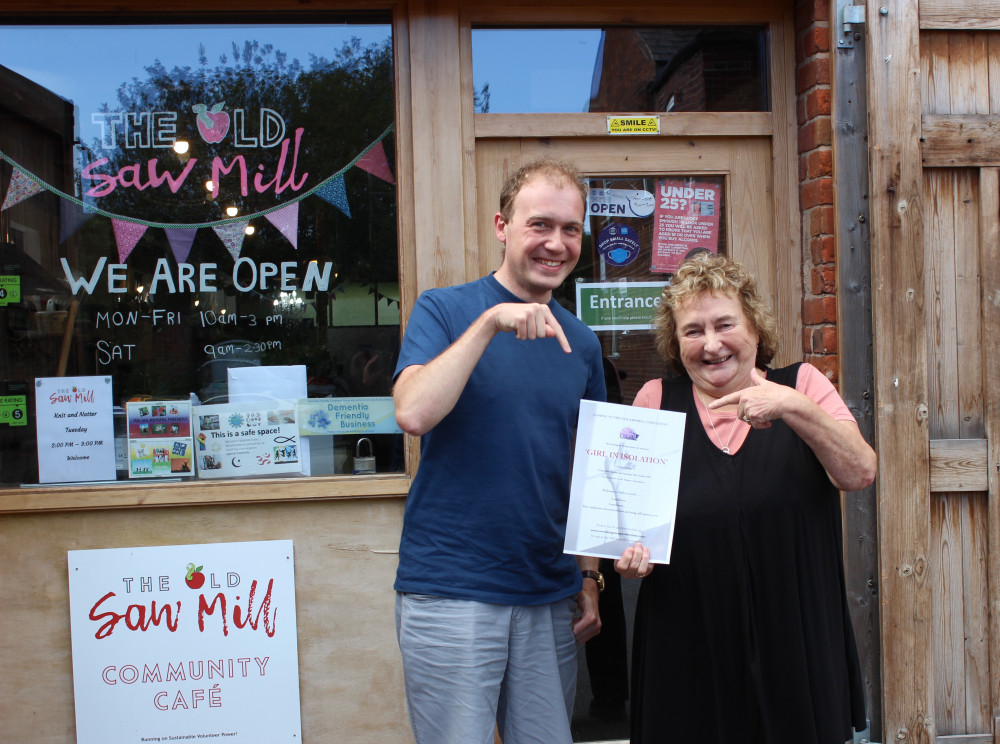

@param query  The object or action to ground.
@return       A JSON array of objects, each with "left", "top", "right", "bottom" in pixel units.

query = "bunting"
[
  {"left": 212, "top": 221, "right": 249, "bottom": 261},
  {"left": 0, "top": 123, "right": 394, "bottom": 263},
  {"left": 1, "top": 167, "right": 44, "bottom": 211},
  {"left": 315, "top": 175, "right": 351, "bottom": 218},
  {"left": 112, "top": 219, "right": 149, "bottom": 262},
  {"left": 165, "top": 228, "right": 198, "bottom": 264},
  {"left": 264, "top": 202, "right": 299, "bottom": 250},
  {"left": 355, "top": 141, "right": 395, "bottom": 185}
]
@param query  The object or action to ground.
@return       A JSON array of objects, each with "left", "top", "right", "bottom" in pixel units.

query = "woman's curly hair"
[{"left": 654, "top": 252, "right": 778, "bottom": 376}]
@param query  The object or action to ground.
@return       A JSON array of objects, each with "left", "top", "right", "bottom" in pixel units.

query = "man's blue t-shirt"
[{"left": 393, "top": 274, "right": 606, "bottom": 605}]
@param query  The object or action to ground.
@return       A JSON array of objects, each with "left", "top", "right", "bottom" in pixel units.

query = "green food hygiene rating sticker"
[
  {"left": 575, "top": 281, "right": 667, "bottom": 331},
  {"left": 0, "top": 275, "right": 21, "bottom": 306},
  {"left": 0, "top": 395, "right": 27, "bottom": 427}
]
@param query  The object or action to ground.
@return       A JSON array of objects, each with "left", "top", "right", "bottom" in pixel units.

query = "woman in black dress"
[{"left": 616, "top": 252, "right": 876, "bottom": 744}]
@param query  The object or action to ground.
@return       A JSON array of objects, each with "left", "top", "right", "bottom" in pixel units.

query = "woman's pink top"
[{"left": 632, "top": 363, "right": 858, "bottom": 455}]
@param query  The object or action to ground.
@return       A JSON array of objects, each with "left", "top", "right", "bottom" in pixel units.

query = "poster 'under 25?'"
[
  {"left": 651, "top": 177, "right": 723, "bottom": 274},
  {"left": 192, "top": 401, "right": 303, "bottom": 478}
]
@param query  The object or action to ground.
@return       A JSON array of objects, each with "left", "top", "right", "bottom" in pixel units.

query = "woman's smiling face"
[{"left": 674, "top": 290, "right": 760, "bottom": 399}]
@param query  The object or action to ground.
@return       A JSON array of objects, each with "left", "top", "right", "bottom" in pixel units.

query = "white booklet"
[{"left": 565, "top": 399, "right": 685, "bottom": 564}]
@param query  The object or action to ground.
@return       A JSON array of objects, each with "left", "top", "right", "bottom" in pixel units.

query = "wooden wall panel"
[
  {"left": 960, "top": 493, "right": 992, "bottom": 732},
  {"left": 931, "top": 489, "right": 991, "bottom": 736},
  {"left": 920, "top": 30, "right": 997, "bottom": 115},
  {"left": 990, "top": 35, "right": 1000, "bottom": 111},
  {"left": 980, "top": 167, "right": 1000, "bottom": 744},
  {"left": 0, "top": 499, "right": 409, "bottom": 744},
  {"left": 923, "top": 164, "right": 989, "bottom": 739},
  {"left": 954, "top": 172, "right": 984, "bottom": 439},
  {"left": 925, "top": 170, "right": 961, "bottom": 438},
  {"left": 933, "top": 492, "right": 968, "bottom": 734},
  {"left": 920, "top": 0, "right": 1000, "bottom": 31},
  {"left": 918, "top": 26, "right": 997, "bottom": 743}
]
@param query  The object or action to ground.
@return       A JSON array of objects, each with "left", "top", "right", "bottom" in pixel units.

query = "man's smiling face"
[{"left": 493, "top": 175, "right": 585, "bottom": 304}]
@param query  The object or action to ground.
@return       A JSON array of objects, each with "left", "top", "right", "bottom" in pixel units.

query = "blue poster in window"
[{"left": 596, "top": 223, "right": 641, "bottom": 267}]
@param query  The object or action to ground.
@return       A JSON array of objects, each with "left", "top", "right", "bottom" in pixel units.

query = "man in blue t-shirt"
[{"left": 393, "top": 158, "right": 607, "bottom": 744}]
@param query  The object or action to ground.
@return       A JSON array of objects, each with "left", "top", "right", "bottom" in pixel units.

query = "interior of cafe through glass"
[{"left": 0, "top": 20, "right": 402, "bottom": 484}]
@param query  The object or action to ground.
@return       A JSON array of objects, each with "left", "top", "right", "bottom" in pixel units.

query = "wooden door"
[
  {"left": 869, "top": 4, "right": 1000, "bottom": 742},
  {"left": 476, "top": 135, "right": 792, "bottom": 744}
]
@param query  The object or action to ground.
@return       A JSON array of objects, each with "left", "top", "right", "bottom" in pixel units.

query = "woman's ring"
[{"left": 743, "top": 415, "right": 751, "bottom": 423}]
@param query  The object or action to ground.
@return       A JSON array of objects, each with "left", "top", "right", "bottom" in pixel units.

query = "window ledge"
[{"left": 0, "top": 474, "right": 412, "bottom": 513}]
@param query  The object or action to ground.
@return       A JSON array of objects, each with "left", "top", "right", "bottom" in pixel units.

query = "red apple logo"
[
  {"left": 192, "top": 103, "right": 230, "bottom": 143},
  {"left": 185, "top": 562, "right": 206, "bottom": 589}
]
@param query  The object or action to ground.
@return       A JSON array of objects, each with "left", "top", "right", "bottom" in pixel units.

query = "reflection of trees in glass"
[
  {"left": 474, "top": 82, "right": 491, "bottom": 114},
  {"left": 66, "top": 34, "right": 397, "bottom": 400}
]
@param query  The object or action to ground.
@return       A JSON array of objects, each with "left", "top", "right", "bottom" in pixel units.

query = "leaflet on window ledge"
[
  {"left": 192, "top": 400, "right": 303, "bottom": 478},
  {"left": 565, "top": 399, "right": 685, "bottom": 564}
]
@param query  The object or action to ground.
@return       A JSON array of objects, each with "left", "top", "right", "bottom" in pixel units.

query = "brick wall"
[{"left": 795, "top": 0, "right": 839, "bottom": 383}]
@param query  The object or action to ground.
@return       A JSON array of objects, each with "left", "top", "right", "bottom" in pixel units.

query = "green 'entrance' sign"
[{"left": 575, "top": 281, "right": 667, "bottom": 331}]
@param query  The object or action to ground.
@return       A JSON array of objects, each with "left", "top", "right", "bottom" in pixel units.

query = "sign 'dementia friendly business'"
[{"left": 576, "top": 281, "right": 667, "bottom": 331}]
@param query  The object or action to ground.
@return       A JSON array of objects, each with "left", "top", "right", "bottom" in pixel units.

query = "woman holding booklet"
[{"left": 616, "top": 252, "right": 876, "bottom": 744}]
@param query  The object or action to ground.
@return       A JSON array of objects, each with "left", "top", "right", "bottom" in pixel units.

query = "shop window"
[
  {"left": 472, "top": 26, "right": 768, "bottom": 114},
  {"left": 0, "top": 19, "right": 402, "bottom": 485}
]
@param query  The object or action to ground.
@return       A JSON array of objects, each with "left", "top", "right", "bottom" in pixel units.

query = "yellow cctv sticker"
[{"left": 607, "top": 116, "right": 660, "bottom": 135}]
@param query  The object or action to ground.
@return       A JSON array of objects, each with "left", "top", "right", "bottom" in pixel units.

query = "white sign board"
[
  {"left": 68, "top": 540, "right": 302, "bottom": 743},
  {"left": 35, "top": 375, "right": 116, "bottom": 483},
  {"left": 587, "top": 188, "right": 656, "bottom": 219},
  {"left": 565, "top": 400, "right": 684, "bottom": 564}
]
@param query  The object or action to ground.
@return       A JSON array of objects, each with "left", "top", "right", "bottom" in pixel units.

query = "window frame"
[{"left": 0, "top": 4, "right": 415, "bottom": 513}]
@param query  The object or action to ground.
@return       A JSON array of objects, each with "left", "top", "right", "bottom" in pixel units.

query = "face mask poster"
[{"left": 67, "top": 539, "right": 301, "bottom": 743}]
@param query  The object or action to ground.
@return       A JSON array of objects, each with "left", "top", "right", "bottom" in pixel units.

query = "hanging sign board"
[{"left": 67, "top": 539, "right": 302, "bottom": 744}]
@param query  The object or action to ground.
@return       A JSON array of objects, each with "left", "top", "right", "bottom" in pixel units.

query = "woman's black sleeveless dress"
[{"left": 630, "top": 364, "right": 866, "bottom": 743}]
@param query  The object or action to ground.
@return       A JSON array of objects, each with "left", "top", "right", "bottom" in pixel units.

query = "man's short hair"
[{"left": 498, "top": 158, "right": 589, "bottom": 223}]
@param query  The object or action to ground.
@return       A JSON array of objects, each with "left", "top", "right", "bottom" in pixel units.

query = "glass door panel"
[{"left": 475, "top": 137, "right": 777, "bottom": 742}]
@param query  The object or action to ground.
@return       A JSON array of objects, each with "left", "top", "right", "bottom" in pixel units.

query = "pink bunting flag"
[
  {"left": 165, "top": 228, "right": 198, "bottom": 264},
  {"left": 265, "top": 202, "right": 299, "bottom": 249},
  {"left": 212, "top": 222, "right": 249, "bottom": 261},
  {"left": 1, "top": 167, "right": 45, "bottom": 211},
  {"left": 355, "top": 141, "right": 395, "bottom": 184},
  {"left": 112, "top": 219, "right": 149, "bottom": 262}
]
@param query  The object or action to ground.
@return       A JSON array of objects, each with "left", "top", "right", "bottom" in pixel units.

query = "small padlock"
[{"left": 353, "top": 437, "right": 376, "bottom": 474}]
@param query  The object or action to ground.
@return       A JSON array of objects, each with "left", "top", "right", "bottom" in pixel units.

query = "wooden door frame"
[
  {"left": 459, "top": 8, "right": 803, "bottom": 367},
  {"left": 867, "top": 0, "right": 933, "bottom": 738}
]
